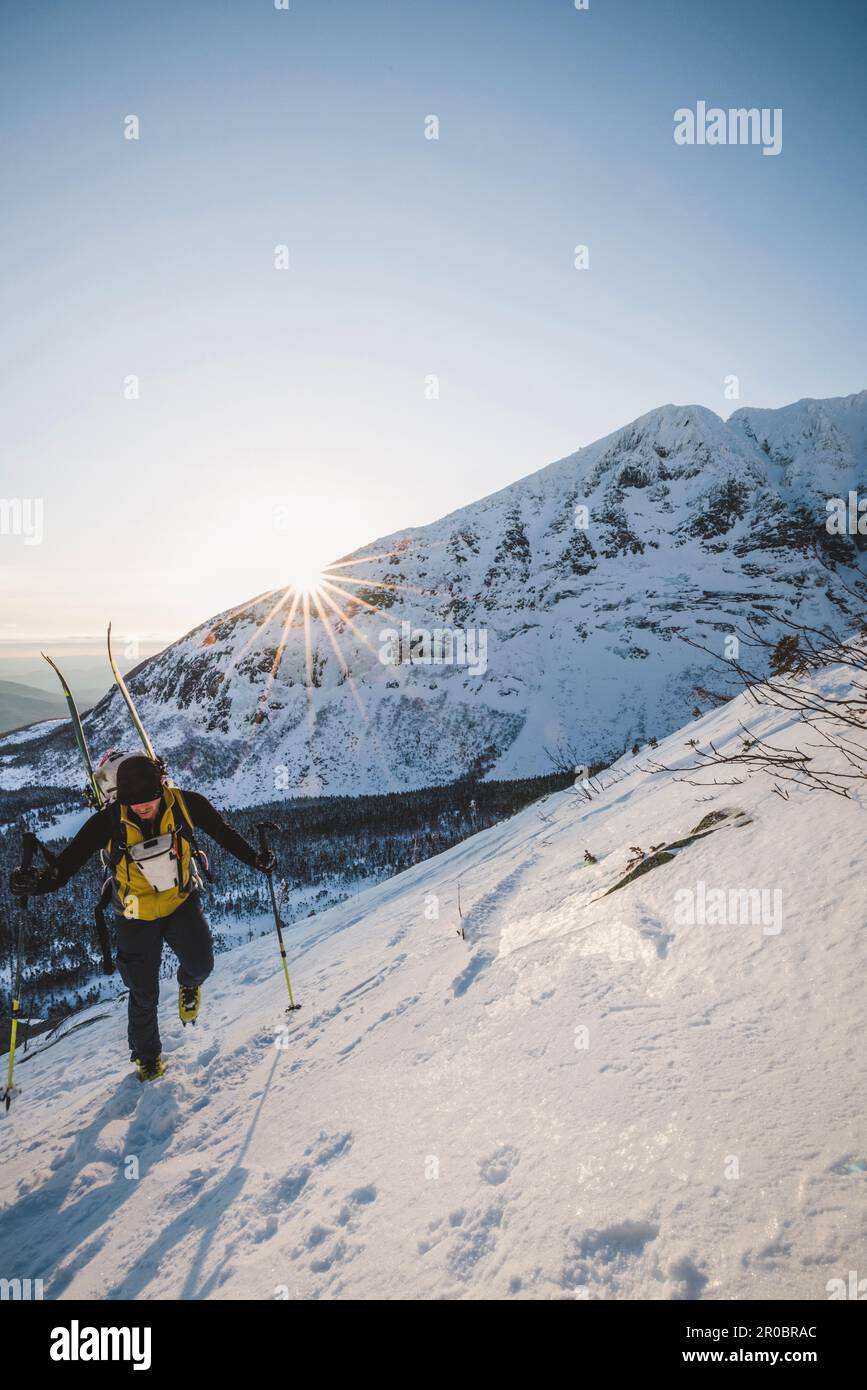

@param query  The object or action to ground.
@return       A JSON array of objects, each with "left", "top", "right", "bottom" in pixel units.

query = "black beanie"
[{"left": 116, "top": 755, "right": 163, "bottom": 805}]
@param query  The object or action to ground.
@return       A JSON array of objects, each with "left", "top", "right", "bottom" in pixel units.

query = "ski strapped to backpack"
[
  {"left": 41, "top": 654, "right": 115, "bottom": 975},
  {"left": 41, "top": 652, "right": 102, "bottom": 808},
  {"left": 104, "top": 624, "right": 213, "bottom": 898},
  {"left": 43, "top": 628, "right": 212, "bottom": 932},
  {"left": 106, "top": 623, "right": 159, "bottom": 764}
]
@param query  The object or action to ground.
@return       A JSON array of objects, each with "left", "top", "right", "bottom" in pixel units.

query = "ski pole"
[
  {"left": 3, "top": 832, "right": 36, "bottom": 1113},
  {"left": 255, "top": 821, "right": 300, "bottom": 1012}
]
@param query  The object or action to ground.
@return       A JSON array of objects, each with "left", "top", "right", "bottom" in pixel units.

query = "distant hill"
[
  {"left": 0, "top": 645, "right": 167, "bottom": 738},
  {"left": 0, "top": 680, "right": 68, "bottom": 735}
]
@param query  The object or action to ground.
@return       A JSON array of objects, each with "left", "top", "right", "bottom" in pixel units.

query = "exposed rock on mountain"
[{"left": 4, "top": 392, "right": 866, "bottom": 804}]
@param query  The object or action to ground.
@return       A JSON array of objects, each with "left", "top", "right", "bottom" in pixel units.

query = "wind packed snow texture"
[{"left": 1, "top": 670, "right": 865, "bottom": 1300}]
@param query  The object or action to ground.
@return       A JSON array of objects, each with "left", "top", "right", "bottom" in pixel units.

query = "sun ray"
[
  {"left": 228, "top": 554, "right": 412, "bottom": 794},
  {"left": 254, "top": 587, "right": 304, "bottom": 713},
  {"left": 322, "top": 571, "right": 427, "bottom": 598},
  {"left": 322, "top": 572, "right": 462, "bottom": 608},
  {"left": 323, "top": 552, "right": 395, "bottom": 571},
  {"left": 230, "top": 590, "right": 307, "bottom": 781},
  {"left": 316, "top": 585, "right": 381, "bottom": 655},
  {"left": 268, "top": 589, "right": 303, "bottom": 676},
  {"left": 227, "top": 587, "right": 294, "bottom": 670},
  {"left": 229, "top": 535, "right": 458, "bottom": 785},
  {"left": 311, "top": 591, "right": 369, "bottom": 723},
  {"left": 310, "top": 589, "right": 403, "bottom": 790},
  {"left": 318, "top": 578, "right": 389, "bottom": 615}
]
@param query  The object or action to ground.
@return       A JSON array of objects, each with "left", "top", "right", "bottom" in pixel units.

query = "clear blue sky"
[{"left": 2, "top": 0, "right": 865, "bottom": 645}]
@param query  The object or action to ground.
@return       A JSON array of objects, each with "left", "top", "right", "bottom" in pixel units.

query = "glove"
[
  {"left": 9, "top": 864, "right": 59, "bottom": 896},
  {"left": 254, "top": 849, "right": 276, "bottom": 874}
]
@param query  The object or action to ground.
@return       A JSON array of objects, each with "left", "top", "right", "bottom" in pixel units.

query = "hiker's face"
[{"left": 130, "top": 797, "right": 161, "bottom": 820}]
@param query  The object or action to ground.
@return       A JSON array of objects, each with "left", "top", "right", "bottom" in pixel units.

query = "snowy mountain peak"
[
  {"left": 3, "top": 390, "right": 867, "bottom": 804},
  {"left": 729, "top": 391, "right": 867, "bottom": 503}
]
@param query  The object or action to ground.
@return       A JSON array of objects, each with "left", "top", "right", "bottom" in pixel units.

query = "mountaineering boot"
[
  {"left": 134, "top": 1055, "right": 167, "bottom": 1083},
  {"left": 179, "top": 983, "right": 200, "bottom": 1026}
]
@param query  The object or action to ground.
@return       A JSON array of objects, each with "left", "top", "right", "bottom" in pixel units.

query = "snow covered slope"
[
  {"left": 3, "top": 392, "right": 866, "bottom": 804},
  {"left": 1, "top": 668, "right": 865, "bottom": 1300}
]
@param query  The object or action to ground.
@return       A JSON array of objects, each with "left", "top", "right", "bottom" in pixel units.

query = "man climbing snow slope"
[{"left": 8, "top": 754, "right": 274, "bottom": 1082}]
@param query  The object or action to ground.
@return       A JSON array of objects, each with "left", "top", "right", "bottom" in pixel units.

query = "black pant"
[{"left": 115, "top": 892, "right": 214, "bottom": 1061}]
